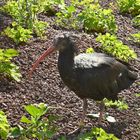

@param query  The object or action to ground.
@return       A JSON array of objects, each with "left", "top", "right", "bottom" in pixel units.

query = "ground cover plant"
[
  {"left": 0, "top": 103, "right": 57, "bottom": 140},
  {"left": 56, "top": 0, "right": 117, "bottom": 33},
  {"left": 0, "top": 0, "right": 49, "bottom": 41},
  {"left": 78, "top": 127, "right": 119, "bottom": 140},
  {"left": 132, "top": 14, "right": 140, "bottom": 27},
  {"left": 78, "top": 3, "right": 117, "bottom": 33},
  {"left": 96, "top": 33, "right": 137, "bottom": 62},
  {"left": 0, "top": 48, "right": 21, "bottom": 81},
  {"left": 130, "top": 32, "right": 140, "bottom": 44},
  {"left": 0, "top": 0, "right": 140, "bottom": 139},
  {"left": 2, "top": 22, "right": 32, "bottom": 45},
  {"left": 117, "top": 0, "right": 140, "bottom": 16}
]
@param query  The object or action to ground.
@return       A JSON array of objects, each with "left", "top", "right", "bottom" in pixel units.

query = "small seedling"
[
  {"left": 135, "top": 93, "right": 140, "bottom": 97},
  {"left": 78, "top": 127, "right": 119, "bottom": 140},
  {"left": 103, "top": 98, "right": 128, "bottom": 110},
  {"left": 86, "top": 47, "right": 95, "bottom": 53}
]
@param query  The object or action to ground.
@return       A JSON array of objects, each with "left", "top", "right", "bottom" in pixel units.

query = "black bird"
[{"left": 29, "top": 33, "right": 137, "bottom": 128}]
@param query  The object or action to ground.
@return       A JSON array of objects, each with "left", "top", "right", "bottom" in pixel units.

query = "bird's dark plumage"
[
  {"left": 30, "top": 33, "right": 138, "bottom": 127},
  {"left": 57, "top": 34, "right": 137, "bottom": 101}
]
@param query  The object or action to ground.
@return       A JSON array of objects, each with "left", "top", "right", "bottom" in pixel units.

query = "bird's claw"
[{"left": 68, "top": 127, "right": 81, "bottom": 136}]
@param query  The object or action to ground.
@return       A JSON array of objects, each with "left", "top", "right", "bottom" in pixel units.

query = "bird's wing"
[{"left": 74, "top": 52, "right": 115, "bottom": 69}]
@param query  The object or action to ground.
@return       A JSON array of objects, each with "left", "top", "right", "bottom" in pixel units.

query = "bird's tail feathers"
[{"left": 128, "top": 71, "right": 138, "bottom": 80}]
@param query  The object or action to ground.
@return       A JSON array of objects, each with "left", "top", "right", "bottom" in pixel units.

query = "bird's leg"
[
  {"left": 79, "top": 98, "right": 87, "bottom": 127},
  {"left": 98, "top": 101, "right": 105, "bottom": 125},
  {"left": 68, "top": 98, "right": 87, "bottom": 135}
]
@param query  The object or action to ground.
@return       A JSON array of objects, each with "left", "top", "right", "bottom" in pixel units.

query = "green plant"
[
  {"left": 135, "top": 93, "right": 140, "bottom": 97},
  {"left": 96, "top": 33, "right": 137, "bottom": 62},
  {"left": 0, "top": 48, "right": 21, "bottom": 82},
  {"left": 38, "top": 0, "right": 64, "bottom": 15},
  {"left": 1, "top": 0, "right": 48, "bottom": 37},
  {"left": 86, "top": 47, "right": 95, "bottom": 53},
  {"left": 117, "top": 0, "right": 140, "bottom": 16},
  {"left": 0, "top": 111, "right": 10, "bottom": 140},
  {"left": 33, "top": 20, "right": 49, "bottom": 37},
  {"left": 0, "top": 103, "right": 57, "bottom": 140},
  {"left": 78, "top": 127, "right": 119, "bottom": 140},
  {"left": 3, "top": 22, "right": 32, "bottom": 44},
  {"left": 56, "top": 5, "right": 79, "bottom": 29},
  {"left": 9, "top": 103, "right": 57, "bottom": 139},
  {"left": 132, "top": 15, "right": 140, "bottom": 27},
  {"left": 130, "top": 32, "right": 140, "bottom": 43},
  {"left": 1, "top": 0, "right": 33, "bottom": 28},
  {"left": 78, "top": 3, "right": 117, "bottom": 33},
  {"left": 103, "top": 98, "right": 128, "bottom": 110}
]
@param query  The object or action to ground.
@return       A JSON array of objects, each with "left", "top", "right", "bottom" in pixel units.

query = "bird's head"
[
  {"left": 53, "top": 33, "right": 71, "bottom": 51},
  {"left": 29, "top": 33, "right": 77, "bottom": 77}
]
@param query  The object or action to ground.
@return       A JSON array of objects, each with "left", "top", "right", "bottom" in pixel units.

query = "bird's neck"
[{"left": 58, "top": 44, "right": 75, "bottom": 78}]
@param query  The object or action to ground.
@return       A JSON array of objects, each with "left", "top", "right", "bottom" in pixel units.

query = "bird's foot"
[
  {"left": 68, "top": 121, "right": 85, "bottom": 136},
  {"left": 68, "top": 127, "right": 81, "bottom": 136}
]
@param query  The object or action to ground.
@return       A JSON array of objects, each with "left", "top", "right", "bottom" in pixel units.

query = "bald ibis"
[{"left": 29, "top": 33, "right": 137, "bottom": 127}]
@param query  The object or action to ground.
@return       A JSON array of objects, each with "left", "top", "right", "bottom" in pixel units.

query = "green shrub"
[
  {"left": 0, "top": 48, "right": 21, "bottom": 82},
  {"left": 56, "top": 1, "right": 117, "bottom": 33},
  {"left": 103, "top": 98, "right": 128, "bottom": 110},
  {"left": 96, "top": 33, "right": 137, "bottom": 62},
  {"left": 10, "top": 103, "right": 57, "bottom": 139},
  {"left": 0, "top": 103, "right": 57, "bottom": 140},
  {"left": 78, "top": 3, "right": 117, "bottom": 33},
  {"left": 1, "top": 0, "right": 48, "bottom": 37},
  {"left": 56, "top": 5, "right": 78, "bottom": 29},
  {"left": 0, "top": 111, "right": 10, "bottom": 140},
  {"left": 3, "top": 22, "right": 32, "bottom": 45},
  {"left": 78, "top": 127, "right": 119, "bottom": 140},
  {"left": 130, "top": 32, "right": 140, "bottom": 44},
  {"left": 37, "top": 0, "right": 64, "bottom": 15},
  {"left": 33, "top": 20, "right": 49, "bottom": 37},
  {"left": 117, "top": 0, "right": 140, "bottom": 16},
  {"left": 132, "top": 15, "right": 140, "bottom": 27}
]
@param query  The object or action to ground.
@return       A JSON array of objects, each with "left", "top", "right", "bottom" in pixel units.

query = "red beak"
[{"left": 29, "top": 46, "right": 56, "bottom": 77}]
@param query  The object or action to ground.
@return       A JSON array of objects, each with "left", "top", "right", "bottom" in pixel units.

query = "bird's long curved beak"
[{"left": 29, "top": 46, "right": 56, "bottom": 77}]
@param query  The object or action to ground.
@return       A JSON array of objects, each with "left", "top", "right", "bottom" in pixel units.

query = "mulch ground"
[{"left": 0, "top": 0, "right": 140, "bottom": 140}]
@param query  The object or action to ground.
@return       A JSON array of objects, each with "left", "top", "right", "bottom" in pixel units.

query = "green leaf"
[
  {"left": 86, "top": 47, "right": 94, "bottom": 53},
  {"left": 9, "top": 126, "right": 22, "bottom": 138},
  {"left": 0, "top": 110, "right": 10, "bottom": 139},
  {"left": 4, "top": 49, "right": 18, "bottom": 57},
  {"left": 67, "top": 5, "right": 76, "bottom": 13},
  {"left": 135, "top": 93, "right": 140, "bottom": 97},
  {"left": 96, "top": 33, "right": 137, "bottom": 62},
  {"left": 24, "top": 105, "right": 41, "bottom": 118},
  {"left": 24, "top": 104, "right": 47, "bottom": 118},
  {"left": 20, "top": 116, "right": 32, "bottom": 124}
]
